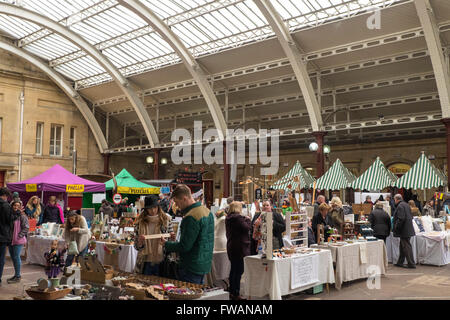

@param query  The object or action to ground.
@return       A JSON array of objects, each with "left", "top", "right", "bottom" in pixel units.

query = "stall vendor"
[
  {"left": 312, "top": 203, "right": 332, "bottom": 242},
  {"left": 39, "top": 196, "right": 64, "bottom": 225}
]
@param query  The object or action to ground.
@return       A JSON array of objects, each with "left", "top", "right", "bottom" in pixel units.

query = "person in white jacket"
[{"left": 64, "top": 211, "right": 91, "bottom": 267}]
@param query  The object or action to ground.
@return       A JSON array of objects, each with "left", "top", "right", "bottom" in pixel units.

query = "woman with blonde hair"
[
  {"left": 25, "top": 196, "right": 43, "bottom": 219},
  {"left": 329, "top": 197, "right": 345, "bottom": 235},
  {"left": 135, "top": 195, "right": 173, "bottom": 275},
  {"left": 408, "top": 200, "right": 420, "bottom": 216}
]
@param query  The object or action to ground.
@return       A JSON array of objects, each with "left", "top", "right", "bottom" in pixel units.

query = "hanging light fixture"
[
  {"left": 323, "top": 145, "right": 331, "bottom": 154},
  {"left": 161, "top": 158, "right": 168, "bottom": 165},
  {"left": 309, "top": 142, "right": 318, "bottom": 152},
  {"left": 146, "top": 156, "right": 154, "bottom": 164}
]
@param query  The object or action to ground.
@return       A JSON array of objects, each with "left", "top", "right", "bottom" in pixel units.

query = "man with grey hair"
[
  {"left": 393, "top": 194, "right": 416, "bottom": 268},
  {"left": 313, "top": 195, "right": 326, "bottom": 217}
]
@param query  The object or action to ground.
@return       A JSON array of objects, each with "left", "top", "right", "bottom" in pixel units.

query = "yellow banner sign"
[
  {"left": 66, "top": 184, "right": 85, "bottom": 193},
  {"left": 26, "top": 184, "right": 37, "bottom": 192},
  {"left": 117, "top": 186, "right": 160, "bottom": 195}
]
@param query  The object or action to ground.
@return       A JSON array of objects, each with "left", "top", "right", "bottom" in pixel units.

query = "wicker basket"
[
  {"left": 26, "top": 287, "right": 72, "bottom": 300},
  {"left": 168, "top": 288, "right": 203, "bottom": 300}
]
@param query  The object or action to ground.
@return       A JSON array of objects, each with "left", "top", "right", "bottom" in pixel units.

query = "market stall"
[
  {"left": 270, "top": 161, "right": 315, "bottom": 192},
  {"left": 243, "top": 249, "right": 334, "bottom": 300},
  {"left": 386, "top": 233, "right": 418, "bottom": 264},
  {"left": 394, "top": 152, "right": 447, "bottom": 200},
  {"left": 311, "top": 240, "right": 388, "bottom": 290},
  {"left": 350, "top": 157, "right": 397, "bottom": 194},
  {"left": 415, "top": 231, "right": 450, "bottom": 266},
  {"left": 7, "top": 164, "right": 105, "bottom": 208},
  {"left": 315, "top": 158, "right": 356, "bottom": 197}
]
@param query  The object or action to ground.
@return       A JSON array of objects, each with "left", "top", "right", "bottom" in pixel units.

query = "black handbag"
[{"left": 159, "top": 254, "right": 178, "bottom": 279}]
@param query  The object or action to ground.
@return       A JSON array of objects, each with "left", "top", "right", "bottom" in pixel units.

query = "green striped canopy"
[
  {"left": 431, "top": 163, "right": 447, "bottom": 183},
  {"left": 394, "top": 153, "right": 447, "bottom": 189},
  {"left": 316, "top": 158, "right": 356, "bottom": 190},
  {"left": 350, "top": 157, "right": 397, "bottom": 191},
  {"left": 270, "top": 161, "right": 315, "bottom": 191}
]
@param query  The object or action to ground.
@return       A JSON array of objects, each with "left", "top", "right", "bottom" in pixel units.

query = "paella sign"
[
  {"left": 117, "top": 186, "right": 159, "bottom": 194},
  {"left": 66, "top": 184, "right": 85, "bottom": 193}
]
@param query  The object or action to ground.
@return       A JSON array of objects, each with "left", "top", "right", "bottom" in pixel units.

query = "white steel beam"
[
  {"left": 0, "top": 2, "right": 160, "bottom": 148},
  {"left": 0, "top": 40, "right": 108, "bottom": 153},
  {"left": 108, "top": 111, "right": 443, "bottom": 153},
  {"left": 119, "top": 0, "right": 228, "bottom": 140},
  {"left": 415, "top": 0, "right": 450, "bottom": 117},
  {"left": 125, "top": 92, "right": 439, "bottom": 129},
  {"left": 109, "top": 70, "right": 435, "bottom": 117},
  {"left": 94, "top": 48, "right": 432, "bottom": 108}
]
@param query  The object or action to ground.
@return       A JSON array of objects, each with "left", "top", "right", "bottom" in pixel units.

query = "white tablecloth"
[
  {"left": 415, "top": 232, "right": 450, "bottom": 266},
  {"left": 26, "top": 236, "right": 138, "bottom": 273},
  {"left": 312, "top": 240, "right": 388, "bottom": 290},
  {"left": 26, "top": 236, "right": 66, "bottom": 266},
  {"left": 386, "top": 233, "right": 418, "bottom": 264},
  {"left": 211, "top": 250, "right": 231, "bottom": 281},
  {"left": 243, "top": 251, "right": 335, "bottom": 300},
  {"left": 95, "top": 241, "right": 138, "bottom": 273}
]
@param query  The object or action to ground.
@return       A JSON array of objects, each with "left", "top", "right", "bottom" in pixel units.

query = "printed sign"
[
  {"left": 113, "top": 193, "right": 122, "bottom": 205},
  {"left": 66, "top": 184, "right": 84, "bottom": 193},
  {"left": 291, "top": 254, "right": 319, "bottom": 289},
  {"left": 117, "top": 186, "right": 160, "bottom": 194},
  {"left": 160, "top": 186, "right": 170, "bottom": 194},
  {"left": 26, "top": 184, "right": 37, "bottom": 192}
]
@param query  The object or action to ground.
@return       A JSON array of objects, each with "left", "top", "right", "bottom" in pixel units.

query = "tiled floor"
[{"left": 1, "top": 257, "right": 449, "bottom": 300}]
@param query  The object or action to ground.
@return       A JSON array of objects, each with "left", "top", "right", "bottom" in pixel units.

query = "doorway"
[{"left": 0, "top": 171, "right": 5, "bottom": 187}]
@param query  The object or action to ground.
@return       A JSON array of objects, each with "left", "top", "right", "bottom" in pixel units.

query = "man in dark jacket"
[
  {"left": 313, "top": 195, "right": 326, "bottom": 217},
  {"left": 261, "top": 200, "right": 285, "bottom": 250},
  {"left": 393, "top": 194, "right": 416, "bottom": 268},
  {"left": 163, "top": 184, "right": 214, "bottom": 284},
  {"left": 368, "top": 202, "right": 391, "bottom": 242},
  {"left": 98, "top": 199, "right": 114, "bottom": 217},
  {"left": 0, "top": 187, "right": 13, "bottom": 287}
]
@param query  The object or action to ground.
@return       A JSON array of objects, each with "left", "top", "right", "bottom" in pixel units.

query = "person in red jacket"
[{"left": 225, "top": 201, "right": 252, "bottom": 300}]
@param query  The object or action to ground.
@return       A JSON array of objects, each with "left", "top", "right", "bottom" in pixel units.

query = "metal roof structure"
[{"left": 0, "top": 0, "right": 449, "bottom": 156}]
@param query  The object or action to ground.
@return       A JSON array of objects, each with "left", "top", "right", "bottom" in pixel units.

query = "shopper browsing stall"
[
  {"left": 135, "top": 195, "right": 173, "bottom": 276},
  {"left": 7, "top": 201, "right": 28, "bottom": 284},
  {"left": 393, "top": 194, "right": 416, "bottom": 269},
  {"left": 368, "top": 202, "right": 391, "bottom": 242},
  {"left": 0, "top": 188, "right": 12, "bottom": 287},
  {"left": 313, "top": 195, "right": 326, "bottom": 216},
  {"left": 162, "top": 184, "right": 214, "bottom": 284},
  {"left": 225, "top": 201, "right": 251, "bottom": 300},
  {"left": 39, "top": 196, "right": 64, "bottom": 225},
  {"left": 64, "top": 211, "right": 91, "bottom": 267},
  {"left": 329, "top": 197, "right": 345, "bottom": 236}
]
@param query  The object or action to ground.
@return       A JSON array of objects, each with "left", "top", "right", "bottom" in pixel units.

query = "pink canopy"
[{"left": 7, "top": 164, "right": 105, "bottom": 193}]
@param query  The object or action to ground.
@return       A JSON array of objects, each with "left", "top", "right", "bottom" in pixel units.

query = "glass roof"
[{"left": 0, "top": 0, "right": 405, "bottom": 88}]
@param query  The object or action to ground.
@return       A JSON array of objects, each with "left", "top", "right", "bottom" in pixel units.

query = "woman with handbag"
[
  {"left": 64, "top": 211, "right": 91, "bottom": 267},
  {"left": 134, "top": 195, "right": 173, "bottom": 276},
  {"left": 7, "top": 201, "right": 29, "bottom": 284}
]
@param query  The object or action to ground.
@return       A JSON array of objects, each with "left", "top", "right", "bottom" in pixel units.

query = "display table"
[
  {"left": 415, "top": 231, "right": 450, "bottom": 266},
  {"left": 386, "top": 233, "right": 418, "bottom": 264},
  {"left": 26, "top": 236, "right": 66, "bottom": 266},
  {"left": 27, "top": 236, "right": 138, "bottom": 273},
  {"left": 312, "top": 240, "right": 388, "bottom": 290},
  {"left": 243, "top": 250, "right": 335, "bottom": 300},
  {"left": 205, "top": 250, "right": 231, "bottom": 287},
  {"left": 94, "top": 241, "right": 138, "bottom": 273}
]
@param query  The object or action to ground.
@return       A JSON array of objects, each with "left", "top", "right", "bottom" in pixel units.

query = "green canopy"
[
  {"left": 105, "top": 169, "right": 160, "bottom": 194},
  {"left": 316, "top": 158, "right": 356, "bottom": 190},
  {"left": 350, "top": 157, "right": 397, "bottom": 191},
  {"left": 270, "top": 161, "right": 315, "bottom": 191},
  {"left": 394, "top": 152, "right": 447, "bottom": 189}
]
